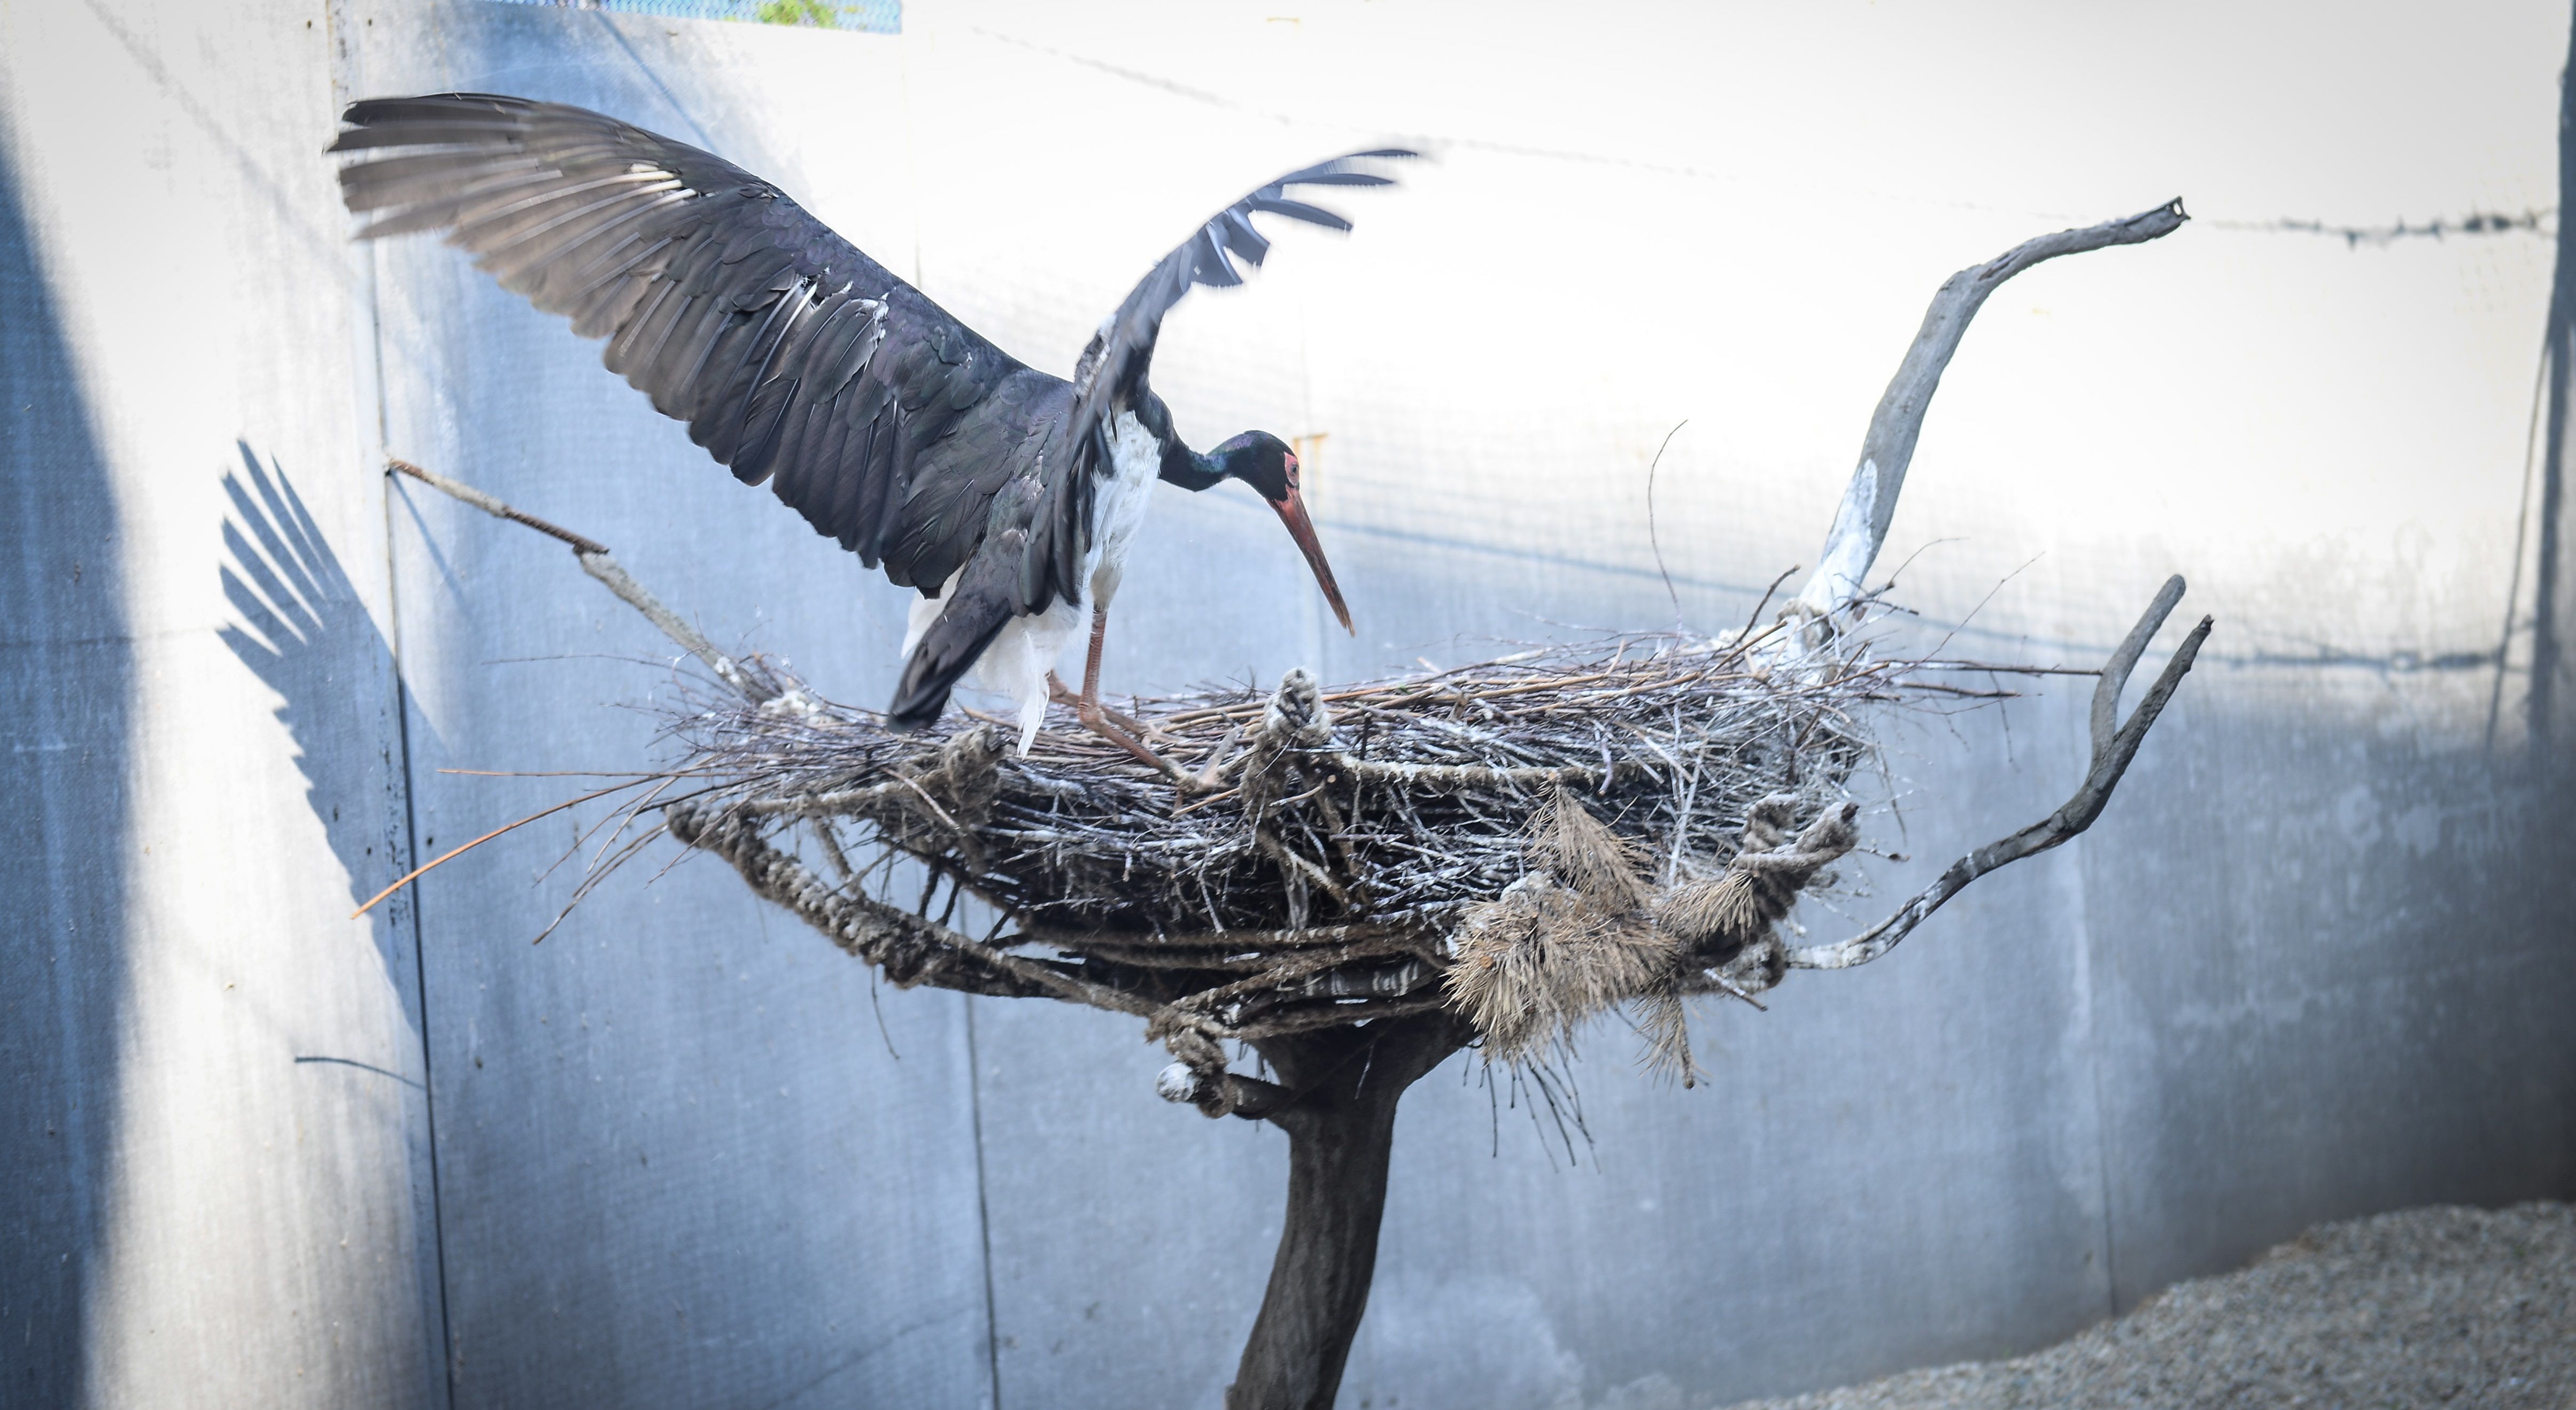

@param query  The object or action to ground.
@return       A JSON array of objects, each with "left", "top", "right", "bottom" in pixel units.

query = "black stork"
[{"left": 331, "top": 93, "right": 1398, "bottom": 760}]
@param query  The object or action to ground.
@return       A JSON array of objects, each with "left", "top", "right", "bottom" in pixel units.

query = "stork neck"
[{"left": 1160, "top": 445, "right": 1226, "bottom": 492}]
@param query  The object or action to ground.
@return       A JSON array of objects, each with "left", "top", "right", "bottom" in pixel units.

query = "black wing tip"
[
  {"left": 1225, "top": 147, "right": 1417, "bottom": 242},
  {"left": 1335, "top": 148, "right": 1421, "bottom": 164},
  {"left": 329, "top": 94, "right": 536, "bottom": 156},
  {"left": 1307, "top": 147, "right": 1421, "bottom": 166},
  {"left": 889, "top": 589, "right": 1019, "bottom": 731},
  {"left": 338, "top": 91, "right": 530, "bottom": 124},
  {"left": 1273, "top": 147, "right": 1422, "bottom": 186},
  {"left": 885, "top": 660, "right": 953, "bottom": 728},
  {"left": 884, "top": 695, "right": 946, "bottom": 732}
]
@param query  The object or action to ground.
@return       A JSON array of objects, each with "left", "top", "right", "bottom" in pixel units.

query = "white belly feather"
[{"left": 903, "top": 412, "right": 1162, "bottom": 753}]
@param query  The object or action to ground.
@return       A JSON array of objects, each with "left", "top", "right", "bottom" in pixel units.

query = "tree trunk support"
[
  {"left": 1226, "top": 1013, "right": 1469, "bottom": 1410},
  {"left": 375, "top": 194, "right": 2202, "bottom": 1406}
]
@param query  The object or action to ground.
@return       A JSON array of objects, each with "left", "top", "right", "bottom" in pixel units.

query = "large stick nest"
[
  {"left": 375, "top": 197, "right": 2204, "bottom": 1114},
  {"left": 651, "top": 611, "right": 1967, "bottom": 1102}
]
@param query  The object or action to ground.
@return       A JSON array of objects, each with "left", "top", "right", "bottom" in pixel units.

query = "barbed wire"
[{"left": 2206, "top": 209, "right": 2554, "bottom": 247}]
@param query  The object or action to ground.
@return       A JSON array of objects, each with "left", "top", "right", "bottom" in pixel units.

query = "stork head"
[{"left": 1210, "top": 431, "right": 1352, "bottom": 634}]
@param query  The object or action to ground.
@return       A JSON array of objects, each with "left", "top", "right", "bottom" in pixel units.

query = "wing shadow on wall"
[{"left": 217, "top": 442, "right": 429, "bottom": 1039}]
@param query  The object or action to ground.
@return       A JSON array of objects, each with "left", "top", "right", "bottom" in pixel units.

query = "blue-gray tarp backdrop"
[{"left": 4, "top": 2, "right": 2571, "bottom": 1406}]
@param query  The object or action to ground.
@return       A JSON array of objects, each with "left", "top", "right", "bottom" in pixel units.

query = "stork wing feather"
[
  {"left": 1039, "top": 148, "right": 1415, "bottom": 603},
  {"left": 332, "top": 93, "right": 1050, "bottom": 600}
]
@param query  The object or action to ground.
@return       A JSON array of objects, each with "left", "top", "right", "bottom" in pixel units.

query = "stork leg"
[{"left": 1049, "top": 607, "right": 1183, "bottom": 779}]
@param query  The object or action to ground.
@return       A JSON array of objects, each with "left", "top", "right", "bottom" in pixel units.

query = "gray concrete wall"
[
  {"left": 4, "top": 1, "right": 2572, "bottom": 1407},
  {"left": 2, "top": 2, "right": 444, "bottom": 1405}
]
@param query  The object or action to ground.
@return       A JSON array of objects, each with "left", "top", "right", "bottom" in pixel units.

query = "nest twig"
[{"left": 633, "top": 604, "right": 1977, "bottom": 1103}]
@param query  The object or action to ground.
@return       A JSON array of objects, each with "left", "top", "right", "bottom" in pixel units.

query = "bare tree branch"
[
  {"left": 1157, "top": 1061, "right": 1296, "bottom": 1120},
  {"left": 1785, "top": 576, "right": 2210, "bottom": 970},
  {"left": 663, "top": 802, "right": 1144, "bottom": 1009},
  {"left": 1794, "top": 199, "right": 2190, "bottom": 622},
  {"left": 389, "top": 458, "right": 814, "bottom": 712}
]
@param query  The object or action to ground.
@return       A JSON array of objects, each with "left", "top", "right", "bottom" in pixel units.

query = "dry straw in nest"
[
  {"left": 1448, "top": 786, "right": 1861, "bottom": 1084},
  {"left": 646, "top": 613, "right": 1968, "bottom": 1097}
]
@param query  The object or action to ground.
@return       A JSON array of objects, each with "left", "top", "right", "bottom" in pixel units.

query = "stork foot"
[
  {"left": 1082, "top": 703, "right": 1198, "bottom": 783},
  {"left": 1190, "top": 721, "right": 1245, "bottom": 792},
  {"left": 1048, "top": 672, "right": 1154, "bottom": 738},
  {"left": 1047, "top": 673, "right": 1202, "bottom": 788}
]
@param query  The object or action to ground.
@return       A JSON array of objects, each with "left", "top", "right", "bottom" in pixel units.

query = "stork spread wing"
[
  {"left": 332, "top": 93, "right": 1046, "bottom": 599},
  {"left": 1033, "top": 149, "right": 1417, "bottom": 596}
]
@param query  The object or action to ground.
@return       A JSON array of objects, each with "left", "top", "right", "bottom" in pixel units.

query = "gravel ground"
[{"left": 1718, "top": 1203, "right": 2575, "bottom": 1410}]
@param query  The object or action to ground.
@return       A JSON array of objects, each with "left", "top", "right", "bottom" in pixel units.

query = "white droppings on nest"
[
  {"left": 642, "top": 558, "right": 2204, "bottom": 1108},
  {"left": 654, "top": 607, "right": 1945, "bottom": 1099},
  {"left": 679, "top": 621, "right": 1901, "bottom": 939}
]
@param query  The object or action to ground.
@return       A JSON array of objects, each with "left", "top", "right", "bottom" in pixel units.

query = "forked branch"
[
  {"left": 1785, "top": 575, "right": 2210, "bottom": 970},
  {"left": 1794, "top": 199, "right": 2190, "bottom": 622}
]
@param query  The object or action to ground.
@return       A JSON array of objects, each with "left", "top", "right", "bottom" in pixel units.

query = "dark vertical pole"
[
  {"left": 1226, "top": 1015, "right": 1467, "bottom": 1410},
  {"left": 2527, "top": 2, "right": 2576, "bottom": 756},
  {"left": 1228, "top": 1083, "right": 1406, "bottom": 1410}
]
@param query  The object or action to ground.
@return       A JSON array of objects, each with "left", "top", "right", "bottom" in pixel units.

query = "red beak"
[{"left": 1268, "top": 476, "right": 1353, "bottom": 634}]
